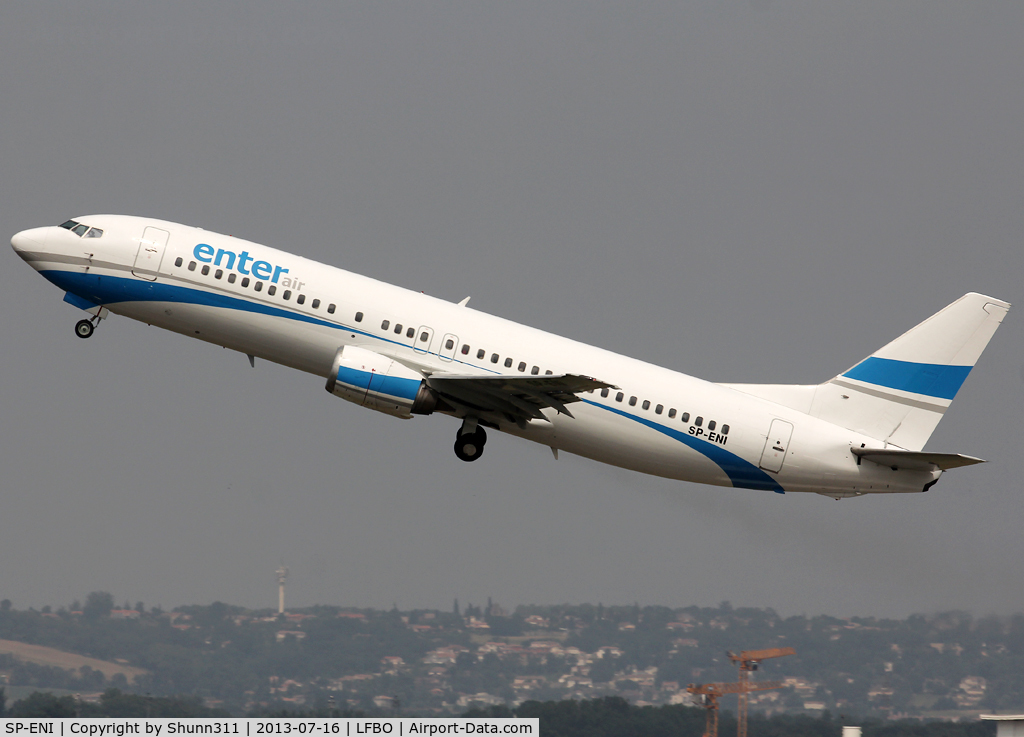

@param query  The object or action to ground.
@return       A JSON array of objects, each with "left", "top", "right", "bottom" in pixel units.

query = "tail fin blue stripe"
[{"left": 842, "top": 357, "right": 971, "bottom": 401}]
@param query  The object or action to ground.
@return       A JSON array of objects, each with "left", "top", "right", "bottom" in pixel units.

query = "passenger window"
[
  {"left": 531, "top": 366, "right": 539, "bottom": 375},
  {"left": 461, "top": 345, "right": 470, "bottom": 355},
  {"left": 352, "top": 309, "right": 360, "bottom": 319},
  {"left": 254, "top": 282, "right": 263, "bottom": 292},
  {"left": 708, "top": 420, "right": 716, "bottom": 431},
  {"left": 668, "top": 408, "right": 677, "bottom": 419},
  {"left": 228, "top": 273, "right": 237, "bottom": 284},
  {"left": 297, "top": 294, "right": 305, "bottom": 305},
  {"left": 601, "top": 388, "right": 609, "bottom": 398},
  {"left": 215, "top": 269, "right": 223, "bottom": 279},
  {"left": 681, "top": 412, "right": 690, "bottom": 423},
  {"left": 188, "top": 261, "right": 196, "bottom": 271},
  {"left": 616, "top": 392, "right": 624, "bottom": 402},
  {"left": 491, "top": 354, "right": 499, "bottom": 364},
  {"left": 518, "top": 362, "right": 526, "bottom": 372},
  {"left": 504, "top": 357, "right": 513, "bottom": 368},
  {"left": 629, "top": 396, "right": 637, "bottom": 406},
  {"left": 419, "top": 331, "right": 429, "bottom": 342},
  {"left": 642, "top": 400, "right": 650, "bottom": 410},
  {"left": 545, "top": 370, "right": 553, "bottom": 375},
  {"left": 175, "top": 257, "right": 183, "bottom": 267},
  {"left": 722, "top": 424, "right": 730, "bottom": 435},
  {"left": 406, "top": 327, "right": 415, "bottom": 338},
  {"left": 268, "top": 285, "right": 277, "bottom": 296},
  {"left": 477, "top": 349, "right": 486, "bottom": 359},
  {"left": 328, "top": 304, "right": 336, "bottom": 314},
  {"left": 395, "top": 323, "right": 403, "bottom": 334},
  {"left": 283, "top": 290, "right": 291, "bottom": 300},
  {"left": 695, "top": 416, "right": 703, "bottom": 427},
  {"left": 655, "top": 404, "right": 663, "bottom": 414},
  {"left": 381, "top": 320, "right": 390, "bottom": 330},
  {"left": 201, "top": 265, "right": 210, "bottom": 276},
  {"left": 312, "top": 299, "right": 321, "bottom": 309},
  {"left": 241, "top": 277, "right": 250, "bottom": 288},
  {"left": 446, "top": 339, "right": 455, "bottom": 350}
]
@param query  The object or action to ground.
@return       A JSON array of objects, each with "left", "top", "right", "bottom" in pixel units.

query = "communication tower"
[{"left": 276, "top": 565, "right": 289, "bottom": 614}]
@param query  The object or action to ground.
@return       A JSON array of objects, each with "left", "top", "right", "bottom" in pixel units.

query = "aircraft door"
[
  {"left": 132, "top": 226, "right": 169, "bottom": 281},
  {"left": 759, "top": 419, "right": 793, "bottom": 474},
  {"left": 439, "top": 333, "right": 459, "bottom": 362},
  {"left": 413, "top": 326, "right": 435, "bottom": 355}
]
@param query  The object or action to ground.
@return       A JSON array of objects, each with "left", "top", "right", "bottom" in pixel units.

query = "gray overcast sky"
[{"left": 2, "top": 1, "right": 1023, "bottom": 619}]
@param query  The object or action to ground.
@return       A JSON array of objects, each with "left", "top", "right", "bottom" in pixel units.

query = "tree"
[
  {"left": 83, "top": 591, "right": 114, "bottom": 620},
  {"left": 0, "top": 686, "right": 6, "bottom": 717},
  {"left": 7, "top": 692, "right": 79, "bottom": 717},
  {"left": 0, "top": 599, "right": 11, "bottom": 613}
]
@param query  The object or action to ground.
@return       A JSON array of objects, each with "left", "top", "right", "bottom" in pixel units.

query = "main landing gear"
[{"left": 454, "top": 417, "right": 487, "bottom": 462}]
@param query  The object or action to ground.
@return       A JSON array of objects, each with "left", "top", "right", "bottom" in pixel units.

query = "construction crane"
[
  {"left": 727, "top": 648, "right": 796, "bottom": 737},
  {"left": 686, "top": 680, "right": 784, "bottom": 737}
]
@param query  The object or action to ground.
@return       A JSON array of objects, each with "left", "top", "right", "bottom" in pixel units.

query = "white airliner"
[{"left": 11, "top": 215, "right": 1009, "bottom": 499}]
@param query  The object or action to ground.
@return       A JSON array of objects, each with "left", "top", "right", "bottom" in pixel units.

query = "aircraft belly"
[
  {"left": 112, "top": 299, "right": 340, "bottom": 377},
  {"left": 515, "top": 404, "right": 735, "bottom": 486}
]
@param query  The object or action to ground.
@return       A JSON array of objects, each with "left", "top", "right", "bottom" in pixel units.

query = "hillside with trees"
[{"left": 0, "top": 596, "right": 1021, "bottom": 717}]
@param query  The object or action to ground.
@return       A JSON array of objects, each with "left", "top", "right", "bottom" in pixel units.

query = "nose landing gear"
[
  {"left": 454, "top": 417, "right": 487, "bottom": 462},
  {"left": 75, "top": 318, "right": 97, "bottom": 339},
  {"left": 72, "top": 305, "right": 109, "bottom": 339}
]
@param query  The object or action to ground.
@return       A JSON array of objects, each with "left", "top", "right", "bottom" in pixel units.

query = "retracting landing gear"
[
  {"left": 75, "top": 318, "right": 97, "bottom": 339},
  {"left": 454, "top": 417, "right": 487, "bottom": 462},
  {"left": 73, "top": 306, "right": 109, "bottom": 339}
]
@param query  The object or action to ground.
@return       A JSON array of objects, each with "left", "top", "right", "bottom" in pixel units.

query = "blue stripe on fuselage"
[
  {"left": 46, "top": 268, "right": 784, "bottom": 490},
  {"left": 42, "top": 269, "right": 343, "bottom": 332},
  {"left": 842, "top": 357, "right": 971, "bottom": 401},
  {"left": 583, "top": 400, "right": 785, "bottom": 493},
  {"left": 42, "top": 269, "right": 499, "bottom": 375}
]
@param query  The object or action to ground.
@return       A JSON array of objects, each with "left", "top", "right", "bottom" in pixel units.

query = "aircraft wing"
[
  {"left": 851, "top": 448, "right": 985, "bottom": 471},
  {"left": 426, "top": 373, "right": 616, "bottom": 427}
]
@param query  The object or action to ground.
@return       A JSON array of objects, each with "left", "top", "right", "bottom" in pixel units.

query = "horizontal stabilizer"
[{"left": 851, "top": 448, "right": 985, "bottom": 471}]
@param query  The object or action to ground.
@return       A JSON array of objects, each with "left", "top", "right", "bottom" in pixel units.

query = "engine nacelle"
[{"left": 325, "top": 345, "right": 437, "bottom": 419}]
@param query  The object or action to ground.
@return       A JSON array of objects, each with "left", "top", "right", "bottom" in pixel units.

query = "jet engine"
[{"left": 326, "top": 345, "right": 437, "bottom": 419}]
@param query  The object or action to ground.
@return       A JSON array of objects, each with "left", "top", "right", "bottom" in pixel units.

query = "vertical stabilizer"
[{"left": 810, "top": 293, "right": 1009, "bottom": 450}]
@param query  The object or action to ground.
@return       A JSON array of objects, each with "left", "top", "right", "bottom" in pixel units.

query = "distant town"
[{"left": 0, "top": 594, "right": 1021, "bottom": 718}]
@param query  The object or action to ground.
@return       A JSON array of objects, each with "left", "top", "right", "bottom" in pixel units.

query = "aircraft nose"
[{"left": 11, "top": 227, "right": 50, "bottom": 260}]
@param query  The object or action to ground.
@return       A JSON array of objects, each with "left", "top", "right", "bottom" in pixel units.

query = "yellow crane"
[
  {"left": 686, "top": 646, "right": 796, "bottom": 737},
  {"left": 728, "top": 647, "right": 796, "bottom": 737},
  {"left": 686, "top": 680, "right": 784, "bottom": 737}
]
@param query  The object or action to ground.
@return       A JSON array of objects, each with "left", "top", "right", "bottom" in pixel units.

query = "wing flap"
[{"left": 427, "top": 373, "right": 616, "bottom": 426}]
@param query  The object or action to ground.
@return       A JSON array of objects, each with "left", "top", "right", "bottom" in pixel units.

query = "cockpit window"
[{"left": 59, "top": 220, "right": 104, "bottom": 238}]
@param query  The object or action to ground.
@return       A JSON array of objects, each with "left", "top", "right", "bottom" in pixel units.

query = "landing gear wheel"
[
  {"left": 75, "top": 319, "right": 95, "bottom": 339},
  {"left": 454, "top": 428, "right": 487, "bottom": 462}
]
